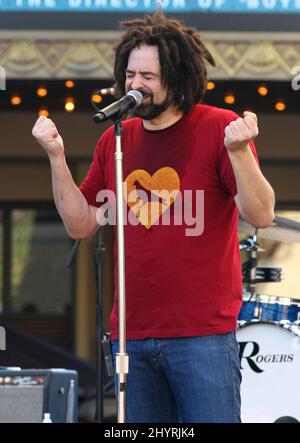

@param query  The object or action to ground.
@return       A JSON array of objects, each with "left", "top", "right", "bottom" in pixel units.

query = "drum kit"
[{"left": 237, "top": 215, "right": 300, "bottom": 423}]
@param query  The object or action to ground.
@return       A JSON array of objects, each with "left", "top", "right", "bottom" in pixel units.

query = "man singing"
[{"left": 32, "top": 11, "right": 275, "bottom": 423}]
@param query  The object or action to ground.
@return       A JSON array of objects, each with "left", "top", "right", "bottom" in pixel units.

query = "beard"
[{"left": 128, "top": 90, "right": 172, "bottom": 120}]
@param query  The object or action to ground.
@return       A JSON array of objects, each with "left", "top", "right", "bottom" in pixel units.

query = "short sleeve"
[{"left": 79, "top": 136, "right": 106, "bottom": 208}]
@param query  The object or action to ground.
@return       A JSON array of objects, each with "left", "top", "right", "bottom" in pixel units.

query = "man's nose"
[{"left": 130, "top": 76, "right": 144, "bottom": 91}]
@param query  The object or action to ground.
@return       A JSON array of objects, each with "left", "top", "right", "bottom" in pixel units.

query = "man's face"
[{"left": 125, "top": 45, "right": 171, "bottom": 120}]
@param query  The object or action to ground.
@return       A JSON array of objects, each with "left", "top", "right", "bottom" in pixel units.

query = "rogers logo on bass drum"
[{"left": 238, "top": 341, "right": 294, "bottom": 373}]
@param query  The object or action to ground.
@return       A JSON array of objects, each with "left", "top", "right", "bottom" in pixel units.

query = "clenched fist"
[
  {"left": 32, "top": 116, "right": 64, "bottom": 158},
  {"left": 224, "top": 111, "right": 259, "bottom": 152}
]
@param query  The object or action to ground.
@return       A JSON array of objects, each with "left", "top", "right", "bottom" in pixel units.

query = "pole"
[{"left": 114, "top": 119, "right": 129, "bottom": 423}]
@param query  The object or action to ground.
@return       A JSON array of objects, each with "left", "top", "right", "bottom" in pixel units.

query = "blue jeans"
[{"left": 111, "top": 332, "right": 241, "bottom": 423}]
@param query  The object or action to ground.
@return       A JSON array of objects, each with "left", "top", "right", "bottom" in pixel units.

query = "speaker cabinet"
[{"left": 0, "top": 369, "right": 78, "bottom": 423}]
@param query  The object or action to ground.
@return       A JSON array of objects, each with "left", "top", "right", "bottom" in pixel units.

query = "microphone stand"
[
  {"left": 113, "top": 118, "right": 128, "bottom": 423},
  {"left": 94, "top": 228, "right": 106, "bottom": 423},
  {"left": 92, "top": 93, "right": 143, "bottom": 423}
]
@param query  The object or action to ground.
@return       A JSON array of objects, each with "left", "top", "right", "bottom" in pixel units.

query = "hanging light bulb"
[
  {"left": 224, "top": 93, "right": 235, "bottom": 105},
  {"left": 275, "top": 101, "right": 286, "bottom": 112},
  {"left": 38, "top": 108, "right": 49, "bottom": 117},
  {"left": 207, "top": 81, "right": 216, "bottom": 91},
  {"left": 65, "top": 80, "right": 75, "bottom": 89},
  {"left": 11, "top": 95, "right": 22, "bottom": 106},
  {"left": 257, "top": 85, "right": 268, "bottom": 96},
  {"left": 91, "top": 94, "right": 103, "bottom": 104},
  {"left": 65, "top": 98, "right": 75, "bottom": 112},
  {"left": 37, "top": 87, "right": 48, "bottom": 97}
]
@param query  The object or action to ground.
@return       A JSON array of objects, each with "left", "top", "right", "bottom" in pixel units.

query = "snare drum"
[
  {"left": 239, "top": 293, "right": 300, "bottom": 323},
  {"left": 237, "top": 322, "right": 300, "bottom": 422}
]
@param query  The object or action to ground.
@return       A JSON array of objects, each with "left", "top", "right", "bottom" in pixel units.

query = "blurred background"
[{"left": 0, "top": 1, "right": 300, "bottom": 423}]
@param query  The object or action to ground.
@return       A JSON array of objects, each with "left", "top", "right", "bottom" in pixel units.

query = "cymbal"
[{"left": 239, "top": 215, "right": 300, "bottom": 243}]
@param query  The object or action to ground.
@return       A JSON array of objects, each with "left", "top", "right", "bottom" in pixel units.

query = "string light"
[
  {"left": 65, "top": 98, "right": 75, "bottom": 112},
  {"left": 37, "top": 87, "right": 48, "bottom": 97},
  {"left": 91, "top": 94, "right": 103, "bottom": 104},
  {"left": 11, "top": 95, "right": 22, "bottom": 106},
  {"left": 207, "top": 81, "right": 216, "bottom": 91},
  {"left": 224, "top": 93, "right": 235, "bottom": 105},
  {"left": 38, "top": 108, "right": 49, "bottom": 117},
  {"left": 100, "top": 87, "right": 115, "bottom": 95},
  {"left": 275, "top": 101, "right": 286, "bottom": 112},
  {"left": 257, "top": 85, "right": 268, "bottom": 96},
  {"left": 65, "top": 80, "right": 75, "bottom": 89},
  {"left": 5, "top": 81, "right": 292, "bottom": 114}
]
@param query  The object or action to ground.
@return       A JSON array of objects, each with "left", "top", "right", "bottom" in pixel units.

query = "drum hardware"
[
  {"left": 242, "top": 265, "right": 282, "bottom": 284},
  {"left": 240, "top": 231, "right": 259, "bottom": 303},
  {"left": 249, "top": 230, "right": 258, "bottom": 301},
  {"left": 253, "top": 304, "right": 261, "bottom": 319},
  {"left": 239, "top": 215, "right": 300, "bottom": 244},
  {"left": 238, "top": 216, "right": 300, "bottom": 422},
  {"left": 239, "top": 240, "right": 265, "bottom": 253}
]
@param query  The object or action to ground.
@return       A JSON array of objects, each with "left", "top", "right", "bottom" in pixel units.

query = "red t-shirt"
[{"left": 80, "top": 104, "right": 258, "bottom": 339}]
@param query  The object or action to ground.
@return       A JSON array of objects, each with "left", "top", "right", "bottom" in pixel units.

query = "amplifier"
[{"left": 0, "top": 368, "right": 78, "bottom": 423}]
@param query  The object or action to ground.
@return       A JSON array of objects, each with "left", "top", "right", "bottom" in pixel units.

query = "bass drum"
[{"left": 237, "top": 322, "right": 300, "bottom": 423}]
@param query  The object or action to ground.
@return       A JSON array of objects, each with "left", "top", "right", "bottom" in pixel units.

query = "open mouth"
[
  {"left": 141, "top": 94, "right": 153, "bottom": 105},
  {"left": 138, "top": 90, "right": 152, "bottom": 99}
]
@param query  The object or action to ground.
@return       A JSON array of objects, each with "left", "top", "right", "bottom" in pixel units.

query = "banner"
[{"left": 0, "top": 0, "right": 300, "bottom": 14}]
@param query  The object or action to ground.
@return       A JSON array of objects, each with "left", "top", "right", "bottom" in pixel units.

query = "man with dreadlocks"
[{"left": 32, "top": 11, "right": 275, "bottom": 423}]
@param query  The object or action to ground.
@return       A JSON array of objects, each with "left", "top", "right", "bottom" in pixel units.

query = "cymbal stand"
[{"left": 249, "top": 229, "right": 258, "bottom": 303}]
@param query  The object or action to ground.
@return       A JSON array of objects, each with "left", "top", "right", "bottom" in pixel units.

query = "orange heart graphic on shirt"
[{"left": 125, "top": 167, "right": 180, "bottom": 229}]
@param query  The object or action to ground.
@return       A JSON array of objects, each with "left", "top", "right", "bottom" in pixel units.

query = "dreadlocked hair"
[{"left": 113, "top": 10, "right": 215, "bottom": 115}]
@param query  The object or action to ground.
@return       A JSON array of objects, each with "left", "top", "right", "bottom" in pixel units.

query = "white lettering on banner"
[
  {"left": 125, "top": 0, "right": 139, "bottom": 8},
  {"left": 28, "top": 0, "right": 41, "bottom": 6},
  {"left": 198, "top": 0, "right": 212, "bottom": 9},
  {"left": 69, "top": 0, "right": 81, "bottom": 7},
  {"left": 4, "top": 0, "right": 300, "bottom": 12},
  {"left": 246, "top": 0, "right": 259, "bottom": 9},
  {"left": 111, "top": 0, "right": 122, "bottom": 8},
  {"left": 244, "top": 0, "right": 300, "bottom": 9},
  {"left": 264, "top": 0, "right": 276, "bottom": 8},
  {"left": 94, "top": 0, "right": 108, "bottom": 7},
  {"left": 173, "top": 0, "right": 186, "bottom": 7}
]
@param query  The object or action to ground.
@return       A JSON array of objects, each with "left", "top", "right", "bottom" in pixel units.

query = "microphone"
[{"left": 93, "top": 90, "right": 143, "bottom": 123}]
